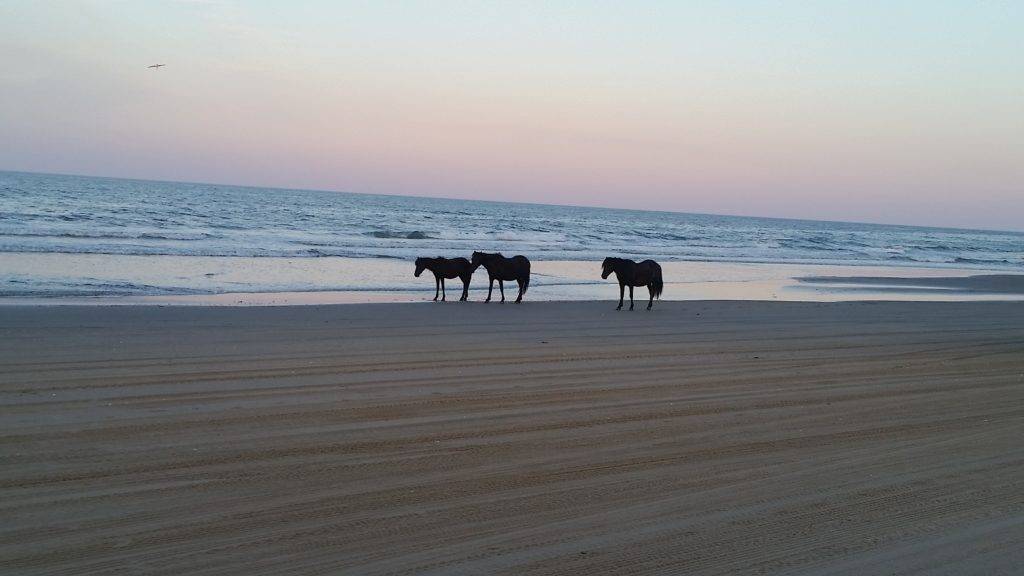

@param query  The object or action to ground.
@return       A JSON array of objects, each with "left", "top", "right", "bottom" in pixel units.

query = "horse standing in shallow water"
[
  {"left": 470, "top": 251, "right": 531, "bottom": 303},
  {"left": 414, "top": 257, "right": 474, "bottom": 301},
  {"left": 601, "top": 257, "right": 663, "bottom": 310}
]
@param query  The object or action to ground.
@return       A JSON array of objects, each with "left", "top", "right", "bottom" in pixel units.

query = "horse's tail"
[
  {"left": 522, "top": 262, "right": 531, "bottom": 295},
  {"left": 651, "top": 264, "right": 663, "bottom": 299}
]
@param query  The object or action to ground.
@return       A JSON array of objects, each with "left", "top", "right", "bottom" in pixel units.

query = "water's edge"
[{"left": 3, "top": 254, "right": 1022, "bottom": 305}]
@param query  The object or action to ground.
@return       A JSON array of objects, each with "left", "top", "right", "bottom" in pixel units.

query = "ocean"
[{"left": 2, "top": 170, "right": 1022, "bottom": 301}]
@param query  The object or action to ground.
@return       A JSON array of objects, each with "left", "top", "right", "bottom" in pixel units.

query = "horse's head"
[
  {"left": 470, "top": 251, "right": 488, "bottom": 270},
  {"left": 414, "top": 257, "right": 428, "bottom": 277},
  {"left": 601, "top": 257, "right": 616, "bottom": 279}
]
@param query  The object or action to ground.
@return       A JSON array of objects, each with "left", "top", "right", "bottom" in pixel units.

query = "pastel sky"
[{"left": 1, "top": 1, "right": 1022, "bottom": 230}]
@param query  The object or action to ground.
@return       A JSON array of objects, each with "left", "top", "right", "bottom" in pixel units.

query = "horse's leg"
[
  {"left": 629, "top": 285, "right": 634, "bottom": 310},
  {"left": 617, "top": 283, "right": 624, "bottom": 310},
  {"left": 515, "top": 279, "right": 523, "bottom": 303},
  {"left": 499, "top": 280, "right": 505, "bottom": 303},
  {"left": 647, "top": 284, "right": 654, "bottom": 310},
  {"left": 461, "top": 276, "right": 469, "bottom": 301},
  {"left": 441, "top": 278, "right": 446, "bottom": 302},
  {"left": 486, "top": 277, "right": 493, "bottom": 302},
  {"left": 433, "top": 276, "right": 439, "bottom": 301}
]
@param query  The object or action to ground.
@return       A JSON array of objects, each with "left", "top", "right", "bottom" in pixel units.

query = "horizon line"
[{"left": 3, "top": 167, "right": 1022, "bottom": 236}]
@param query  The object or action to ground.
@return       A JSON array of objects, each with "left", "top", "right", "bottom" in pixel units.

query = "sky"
[{"left": 1, "top": 1, "right": 1022, "bottom": 231}]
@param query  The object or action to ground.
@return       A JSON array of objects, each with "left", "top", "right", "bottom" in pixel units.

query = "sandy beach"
[{"left": 2, "top": 301, "right": 1023, "bottom": 575}]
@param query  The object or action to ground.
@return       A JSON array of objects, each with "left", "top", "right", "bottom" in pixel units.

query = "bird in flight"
[{"left": 147, "top": 64, "right": 165, "bottom": 69}]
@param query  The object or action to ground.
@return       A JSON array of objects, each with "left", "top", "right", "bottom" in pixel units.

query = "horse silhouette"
[
  {"left": 414, "top": 256, "right": 473, "bottom": 301},
  {"left": 470, "top": 252, "right": 531, "bottom": 303},
  {"left": 601, "top": 257, "right": 663, "bottom": 310}
]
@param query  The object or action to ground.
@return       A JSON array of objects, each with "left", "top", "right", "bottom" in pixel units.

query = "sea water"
[{"left": 2, "top": 171, "right": 1022, "bottom": 299}]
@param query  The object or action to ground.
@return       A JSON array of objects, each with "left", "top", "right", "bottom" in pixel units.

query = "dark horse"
[
  {"left": 470, "top": 252, "right": 531, "bottom": 303},
  {"left": 414, "top": 257, "right": 474, "bottom": 301},
  {"left": 601, "top": 257, "right": 663, "bottom": 310}
]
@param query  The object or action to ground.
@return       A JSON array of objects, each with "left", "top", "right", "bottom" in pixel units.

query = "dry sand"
[{"left": 1, "top": 301, "right": 1023, "bottom": 575}]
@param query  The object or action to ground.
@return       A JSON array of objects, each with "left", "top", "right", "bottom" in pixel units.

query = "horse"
[
  {"left": 414, "top": 256, "right": 474, "bottom": 301},
  {"left": 470, "top": 251, "right": 531, "bottom": 303},
  {"left": 601, "top": 257, "right": 663, "bottom": 310}
]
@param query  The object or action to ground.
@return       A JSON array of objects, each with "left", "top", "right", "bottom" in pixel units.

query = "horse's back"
[
  {"left": 493, "top": 255, "right": 529, "bottom": 280},
  {"left": 448, "top": 257, "right": 473, "bottom": 277},
  {"left": 512, "top": 255, "right": 530, "bottom": 278},
  {"left": 632, "top": 260, "right": 660, "bottom": 285}
]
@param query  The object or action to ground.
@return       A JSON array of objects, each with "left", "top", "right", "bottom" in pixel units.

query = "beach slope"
[{"left": 2, "top": 301, "right": 1023, "bottom": 574}]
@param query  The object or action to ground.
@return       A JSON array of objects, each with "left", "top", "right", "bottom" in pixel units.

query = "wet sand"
[
  {"left": 2, "top": 301, "right": 1023, "bottom": 575},
  {"left": 797, "top": 273, "right": 1024, "bottom": 295},
  {"left": 5, "top": 251, "right": 1024, "bottom": 304}
]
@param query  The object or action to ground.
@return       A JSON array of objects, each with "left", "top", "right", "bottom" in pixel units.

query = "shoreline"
[
  {"left": 1, "top": 273, "right": 1022, "bottom": 306},
  {"left": 2, "top": 251, "right": 1023, "bottom": 305}
]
